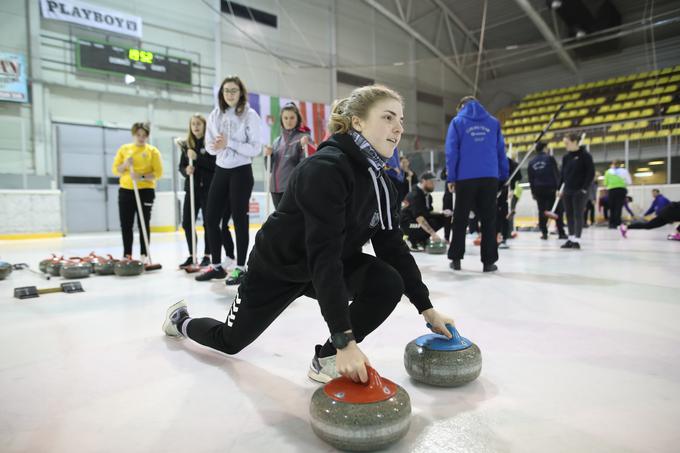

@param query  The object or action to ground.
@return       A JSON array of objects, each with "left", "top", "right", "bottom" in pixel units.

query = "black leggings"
[
  {"left": 563, "top": 191, "right": 588, "bottom": 239},
  {"left": 608, "top": 187, "right": 627, "bottom": 227},
  {"left": 182, "top": 187, "right": 210, "bottom": 257},
  {"left": 183, "top": 253, "right": 404, "bottom": 355},
  {"left": 205, "top": 165, "right": 254, "bottom": 266},
  {"left": 118, "top": 188, "right": 154, "bottom": 256}
]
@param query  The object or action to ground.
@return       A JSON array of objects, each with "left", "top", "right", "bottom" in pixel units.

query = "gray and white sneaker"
[
  {"left": 308, "top": 344, "right": 340, "bottom": 384},
  {"left": 162, "top": 300, "right": 189, "bottom": 338}
]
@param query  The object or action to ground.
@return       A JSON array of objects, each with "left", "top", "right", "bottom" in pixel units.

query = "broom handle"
[
  {"left": 132, "top": 179, "right": 153, "bottom": 264},
  {"left": 38, "top": 287, "right": 63, "bottom": 294},
  {"left": 265, "top": 152, "right": 271, "bottom": 216},
  {"left": 189, "top": 158, "right": 197, "bottom": 265}
]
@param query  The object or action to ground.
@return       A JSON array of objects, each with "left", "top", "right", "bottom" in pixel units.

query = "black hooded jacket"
[{"left": 247, "top": 133, "right": 433, "bottom": 334}]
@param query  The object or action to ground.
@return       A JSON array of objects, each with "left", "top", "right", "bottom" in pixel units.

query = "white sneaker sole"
[
  {"left": 162, "top": 300, "right": 187, "bottom": 338},
  {"left": 307, "top": 367, "right": 333, "bottom": 384}
]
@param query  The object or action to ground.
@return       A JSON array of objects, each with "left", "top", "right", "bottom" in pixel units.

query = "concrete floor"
[{"left": 1, "top": 226, "right": 679, "bottom": 452}]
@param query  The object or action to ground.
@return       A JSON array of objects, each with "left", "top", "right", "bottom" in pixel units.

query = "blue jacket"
[
  {"left": 445, "top": 100, "right": 509, "bottom": 183},
  {"left": 385, "top": 148, "right": 403, "bottom": 182},
  {"left": 644, "top": 194, "right": 671, "bottom": 216}
]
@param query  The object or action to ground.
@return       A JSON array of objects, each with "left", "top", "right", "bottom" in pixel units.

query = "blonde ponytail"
[{"left": 327, "top": 85, "right": 403, "bottom": 135}]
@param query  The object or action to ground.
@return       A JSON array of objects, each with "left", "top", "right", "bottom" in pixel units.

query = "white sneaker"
[
  {"left": 221, "top": 257, "right": 236, "bottom": 271},
  {"left": 162, "top": 300, "right": 189, "bottom": 338},
  {"left": 307, "top": 344, "right": 340, "bottom": 383}
]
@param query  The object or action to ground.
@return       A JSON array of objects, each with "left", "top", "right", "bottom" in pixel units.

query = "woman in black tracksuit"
[
  {"left": 163, "top": 85, "right": 455, "bottom": 384},
  {"left": 177, "top": 114, "right": 217, "bottom": 269}
]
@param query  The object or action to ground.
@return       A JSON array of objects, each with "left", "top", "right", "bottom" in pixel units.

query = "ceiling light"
[
  {"left": 575, "top": 29, "right": 587, "bottom": 39},
  {"left": 393, "top": 62, "right": 405, "bottom": 66},
  {"left": 648, "top": 160, "right": 664, "bottom": 165},
  {"left": 551, "top": 0, "right": 562, "bottom": 9},
  {"left": 636, "top": 167, "right": 650, "bottom": 172},
  {"left": 634, "top": 171, "right": 653, "bottom": 177},
  {"left": 124, "top": 74, "right": 136, "bottom": 85}
]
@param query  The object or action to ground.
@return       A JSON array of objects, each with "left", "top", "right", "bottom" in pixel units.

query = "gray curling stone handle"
[{"left": 426, "top": 322, "right": 462, "bottom": 342}]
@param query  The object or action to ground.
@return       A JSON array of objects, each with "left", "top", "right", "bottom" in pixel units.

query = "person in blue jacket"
[
  {"left": 445, "top": 96, "right": 509, "bottom": 272},
  {"left": 644, "top": 189, "right": 671, "bottom": 217}
]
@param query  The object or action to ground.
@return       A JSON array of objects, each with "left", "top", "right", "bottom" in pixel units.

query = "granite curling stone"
[
  {"left": 310, "top": 366, "right": 411, "bottom": 451},
  {"left": 114, "top": 259, "right": 144, "bottom": 276},
  {"left": 46, "top": 257, "right": 65, "bottom": 277},
  {"left": 425, "top": 238, "right": 447, "bottom": 255},
  {"left": 60, "top": 259, "right": 91, "bottom": 279},
  {"left": 0, "top": 261, "right": 12, "bottom": 280},
  {"left": 404, "top": 323, "right": 482, "bottom": 387},
  {"left": 39, "top": 254, "right": 57, "bottom": 273},
  {"left": 93, "top": 254, "right": 117, "bottom": 276}
]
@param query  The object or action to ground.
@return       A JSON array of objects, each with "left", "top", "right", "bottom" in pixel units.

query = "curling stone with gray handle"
[
  {"left": 114, "top": 259, "right": 144, "bottom": 276},
  {"left": 60, "top": 260, "right": 91, "bottom": 279},
  {"left": 404, "top": 323, "right": 482, "bottom": 387},
  {"left": 310, "top": 366, "right": 411, "bottom": 451},
  {"left": 425, "top": 238, "right": 447, "bottom": 255},
  {"left": 0, "top": 261, "right": 12, "bottom": 280}
]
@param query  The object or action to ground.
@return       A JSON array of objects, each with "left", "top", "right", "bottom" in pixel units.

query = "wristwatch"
[{"left": 330, "top": 331, "right": 355, "bottom": 350}]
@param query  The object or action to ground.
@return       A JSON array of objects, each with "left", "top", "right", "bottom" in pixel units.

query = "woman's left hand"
[
  {"left": 422, "top": 308, "right": 455, "bottom": 339},
  {"left": 300, "top": 136, "right": 309, "bottom": 147}
]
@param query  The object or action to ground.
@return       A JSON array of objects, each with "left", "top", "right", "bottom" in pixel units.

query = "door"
[{"left": 58, "top": 124, "right": 108, "bottom": 233}]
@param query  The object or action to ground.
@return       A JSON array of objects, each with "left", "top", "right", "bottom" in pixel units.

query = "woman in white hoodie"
[{"left": 196, "top": 76, "right": 262, "bottom": 285}]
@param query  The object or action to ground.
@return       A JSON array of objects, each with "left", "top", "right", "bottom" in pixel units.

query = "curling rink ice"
[{"left": 1, "top": 226, "right": 679, "bottom": 453}]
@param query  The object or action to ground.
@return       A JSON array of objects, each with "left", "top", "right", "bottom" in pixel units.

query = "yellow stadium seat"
[
  {"left": 581, "top": 118, "right": 593, "bottom": 126},
  {"left": 632, "top": 82, "right": 644, "bottom": 90},
  {"left": 582, "top": 138, "right": 591, "bottom": 145},
  {"left": 641, "top": 108, "right": 654, "bottom": 117},
  {"left": 615, "top": 112, "right": 629, "bottom": 121},
  {"left": 662, "top": 117, "right": 678, "bottom": 126},
  {"left": 591, "top": 137, "right": 604, "bottom": 145},
  {"left": 600, "top": 105, "right": 611, "bottom": 113},
  {"left": 609, "top": 124, "right": 623, "bottom": 132},
  {"left": 634, "top": 99, "right": 647, "bottom": 108},
  {"left": 604, "top": 114, "right": 616, "bottom": 122},
  {"left": 637, "top": 121, "right": 649, "bottom": 129},
  {"left": 604, "top": 135, "right": 616, "bottom": 143},
  {"left": 661, "top": 68, "right": 673, "bottom": 75},
  {"left": 673, "top": 129, "right": 680, "bottom": 136},
  {"left": 628, "top": 111, "right": 641, "bottom": 120},
  {"left": 652, "top": 87, "right": 664, "bottom": 95},
  {"left": 616, "top": 134, "right": 630, "bottom": 142},
  {"left": 667, "top": 105, "right": 680, "bottom": 114},
  {"left": 629, "top": 132, "right": 643, "bottom": 140},
  {"left": 670, "top": 75, "right": 680, "bottom": 83},
  {"left": 642, "top": 131, "right": 657, "bottom": 139},
  {"left": 657, "top": 129, "right": 670, "bottom": 137}
]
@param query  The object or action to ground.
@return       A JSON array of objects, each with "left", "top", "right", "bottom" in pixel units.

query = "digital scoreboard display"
[{"left": 76, "top": 39, "right": 192, "bottom": 85}]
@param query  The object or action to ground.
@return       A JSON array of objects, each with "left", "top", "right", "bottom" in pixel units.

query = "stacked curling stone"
[
  {"left": 310, "top": 366, "right": 411, "bottom": 451},
  {"left": 404, "top": 324, "right": 482, "bottom": 387},
  {"left": 0, "top": 261, "right": 12, "bottom": 280},
  {"left": 45, "top": 256, "right": 65, "bottom": 277},
  {"left": 425, "top": 238, "right": 446, "bottom": 255},
  {"left": 92, "top": 254, "right": 117, "bottom": 276},
  {"left": 39, "top": 254, "right": 58, "bottom": 273},
  {"left": 60, "top": 257, "right": 91, "bottom": 279},
  {"left": 114, "top": 258, "right": 144, "bottom": 276}
]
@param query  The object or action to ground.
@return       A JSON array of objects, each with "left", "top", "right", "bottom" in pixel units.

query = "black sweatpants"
[
  {"left": 448, "top": 178, "right": 498, "bottom": 265},
  {"left": 401, "top": 214, "right": 447, "bottom": 247},
  {"left": 118, "top": 187, "right": 154, "bottom": 256},
  {"left": 496, "top": 190, "right": 509, "bottom": 240},
  {"left": 205, "top": 165, "right": 254, "bottom": 267},
  {"left": 563, "top": 190, "right": 588, "bottom": 239},
  {"left": 584, "top": 200, "right": 595, "bottom": 226},
  {"left": 608, "top": 187, "right": 627, "bottom": 228},
  {"left": 533, "top": 186, "right": 557, "bottom": 237},
  {"left": 183, "top": 253, "right": 404, "bottom": 355},
  {"left": 271, "top": 192, "right": 284, "bottom": 209},
  {"left": 442, "top": 191, "right": 453, "bottom": 241},
  {"left": 182, "top": 187, "right": 210, "bottom": 257}
]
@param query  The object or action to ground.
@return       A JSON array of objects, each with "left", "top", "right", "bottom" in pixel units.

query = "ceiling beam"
[
  {"left": 364, "top": 0, "right": 475, "bottom": 90},
  {"left": 512, "top": 0, "right": 578, "bottom": 73}
]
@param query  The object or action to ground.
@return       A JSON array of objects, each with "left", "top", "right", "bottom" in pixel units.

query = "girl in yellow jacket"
[{"left": 112, "top": 122, "right": 163, "bottom": 259}]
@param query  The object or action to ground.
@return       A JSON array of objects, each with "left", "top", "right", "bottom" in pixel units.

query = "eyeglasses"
[{"left": 223, "top": 88, "right": 240, "bottom": 95}]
